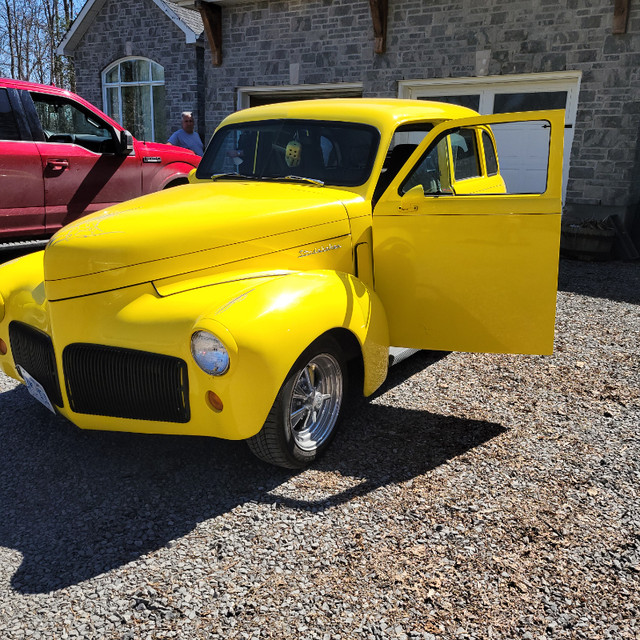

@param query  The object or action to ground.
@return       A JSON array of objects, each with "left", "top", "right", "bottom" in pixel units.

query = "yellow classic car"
[{"left": 0, "top": 99, "right": 564, "bottom": 468}]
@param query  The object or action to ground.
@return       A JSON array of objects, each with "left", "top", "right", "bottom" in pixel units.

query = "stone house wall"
[
  {"left": 70, "top": 0, "right": 640, "bottom": 225},
  {"left": 72, "top": 0, "right": 205, "bottom": 143},
  {"left": 206, "top": 0, "right": 640, "bottom": 223}
]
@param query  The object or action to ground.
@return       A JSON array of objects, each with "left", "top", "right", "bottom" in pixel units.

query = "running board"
[
  {"left": 0, "top": 239, "right": 49, "bottom": 252},
  {"left": 388, "top": 347, "right": 420, "bottom": 366}
]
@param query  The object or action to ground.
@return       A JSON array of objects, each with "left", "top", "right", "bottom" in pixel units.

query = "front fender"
[
  {"left": 0, "top": 251, "right": 48, "bottom": 381},
  {"left": 145, "top": 161, "right": 198, "bottom": 192},
  {"left": 192, "top": 270, "right": 390, "bottom": 438}
]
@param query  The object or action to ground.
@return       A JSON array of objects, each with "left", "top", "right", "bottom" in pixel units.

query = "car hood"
[
  {"left": 137, "top": 140, "right": 199, "bottom": 161},
  {"left": 44, "top": 181, "right": 360, "bottom": 300}
]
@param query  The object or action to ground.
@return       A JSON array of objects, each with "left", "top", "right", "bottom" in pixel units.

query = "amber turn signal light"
[
  {"left": 0, "top": 339, "right": 7, "bottom": 356},
  {"left": 206, "top": 390, "right": 223, "bottom": 412}
]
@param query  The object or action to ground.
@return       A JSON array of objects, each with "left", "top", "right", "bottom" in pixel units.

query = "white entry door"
[{"left": 398, "top": 72, "right": 581, "bottom": 201}]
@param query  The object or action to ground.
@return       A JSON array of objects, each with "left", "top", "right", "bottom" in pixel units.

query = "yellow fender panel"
[
  {"left": 0, "top": 251, "right": 48, "bottom": 380},
  {"left": 192, "top": 269, "right": 390, "bottom": 438}
]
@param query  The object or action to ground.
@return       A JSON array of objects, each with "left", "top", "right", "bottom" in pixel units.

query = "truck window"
[
  {"left": 0, "top": 89, "right": 20, "bottom": 141},
  {"left": 31, "top": 93, "right": 115, "bottom": 153},
  {"left": 373, "top": 123, "right": 434, "bottom": 201},
  {"left": 199, "top": 119, "right": 379, "bottom": 187},
  {"left": 451, "top": 128, "right": 480, "bottom": 181},
  {"left": 401, "top": 137, "right": 451, "bottom": 196},
  {"left": 482, "top": 130, "right": 499, "bottom": 175}
]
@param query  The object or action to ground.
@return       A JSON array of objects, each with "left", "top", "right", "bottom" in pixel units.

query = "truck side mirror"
[
  {"left": 117, "top": 130, "right": 134, "bottom": 155},
  {"left": 398, "top": 184, "right": 425, "bottom": 212}
]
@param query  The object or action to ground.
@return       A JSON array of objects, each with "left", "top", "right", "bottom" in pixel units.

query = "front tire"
[{"left": 247, "top": 337, "right": 347, "bottom": 469}]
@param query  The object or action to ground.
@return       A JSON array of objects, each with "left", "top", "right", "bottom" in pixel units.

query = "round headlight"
[{"left": 191, "top": 331, "right": 230, "bottom": 375}]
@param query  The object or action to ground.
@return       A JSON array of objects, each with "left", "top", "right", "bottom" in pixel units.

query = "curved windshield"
[{"left": 197, "top": 119, "right": 380, "bottom": 186}]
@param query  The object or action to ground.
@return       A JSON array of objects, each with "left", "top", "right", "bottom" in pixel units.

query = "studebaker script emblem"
[{"left": 299, "top": 244, "right": 341, "bottom": 258}]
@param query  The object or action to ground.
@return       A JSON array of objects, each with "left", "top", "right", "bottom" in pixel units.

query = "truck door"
[
  {"left": 372, "top": 110, "right": 564, "bottom": 355},
  {"left": 29, "top": 92, "right": 142, "bottom": 234},
  {"left": 0, "top": 88, "right": 45, "bottom": 240}
]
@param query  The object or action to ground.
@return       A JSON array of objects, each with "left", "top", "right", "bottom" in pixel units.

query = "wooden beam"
[
  {"left": 195, "top": 1, "right": 222, "bottom": 66},
  {"left": 369, "top": 0, "right": 388, "bottom": 54},
  {"left": 613, "top": 0, "right": 629, "bottom": 34}
]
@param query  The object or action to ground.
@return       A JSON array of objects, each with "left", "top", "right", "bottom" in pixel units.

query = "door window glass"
[
  {"left": 0, "top": 89, "right": 20, "bottom": 141},
  {"left": 374, "top": 123, "right": 434, "bottom": 199},
  {"left": 102, "top": 58, "right": 166, "bottom": 142},
  {"left": 451, "top": 129, "right": 480, "bottom": 181},
  {"left": 482, "top": 130, "right": 498, "bottom": 175},
  {"left": 401, "top": 138, "right": 450, "bottom": 195},
  {"left": 490, "top": 120, "right": 550, "bottom": 194},
  {"left": 31, "top": 93, "right": 115, "bottom": 153}
]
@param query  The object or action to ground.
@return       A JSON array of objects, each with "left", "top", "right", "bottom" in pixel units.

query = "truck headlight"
[{"left": 191, "top": 331, "right": 230, "bottom": 375}]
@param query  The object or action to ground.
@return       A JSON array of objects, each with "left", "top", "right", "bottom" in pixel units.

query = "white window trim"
[
  {"left": 398, "top": 71, "right": 582, "bottom": 119},
  {"left": 236, "top": 83, "right": 364, "bottom": 111},
  {"left": 102, "top": 57, "right": 165, "bottom": 141}
]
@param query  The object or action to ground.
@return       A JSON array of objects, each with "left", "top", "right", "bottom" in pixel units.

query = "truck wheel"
[
  {"left": 163, "top": 178, "right": 188, "bottom": 189},
  {"left": 247, "top": 337, "right": 346, "bottom": 469}
]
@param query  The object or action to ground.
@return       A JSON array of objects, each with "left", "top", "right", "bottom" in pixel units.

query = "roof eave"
[{"left": 56, "top": 0, "right": 199, "bottom": 56}]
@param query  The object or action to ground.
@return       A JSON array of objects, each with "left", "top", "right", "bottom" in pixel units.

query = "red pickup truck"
[{"left": 0, "top": 78, "right": 200, "bottom": 249}]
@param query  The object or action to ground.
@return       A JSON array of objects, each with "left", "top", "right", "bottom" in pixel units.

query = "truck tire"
[
  {"left": 163, "top": 178, "right": 189, "bottom": 189},
  {"left": 247, "top": 336, "right": 347, "bottom": 469}
]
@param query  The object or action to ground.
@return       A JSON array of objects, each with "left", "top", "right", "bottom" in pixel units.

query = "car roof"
[
  {"left": 220, "top": 98, "right": 479, "bottom": 131},
  {"left": 0, "top": 77, "right": 76, "bottom": 99}
]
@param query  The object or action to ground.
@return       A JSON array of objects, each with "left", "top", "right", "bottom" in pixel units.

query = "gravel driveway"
[{"left": 0, "top": 258, "right": 638, "bottom": 640}]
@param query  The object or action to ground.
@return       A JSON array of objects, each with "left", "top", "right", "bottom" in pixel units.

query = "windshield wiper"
[
  {"left": 210, "top": 173, "right": 258, "bottom": 180},
  {"left": 272, "top": 175, "right": 325, "bottom": 187},
  {"left": 211, "top": 173, "right": 325, "bottom": 186}
]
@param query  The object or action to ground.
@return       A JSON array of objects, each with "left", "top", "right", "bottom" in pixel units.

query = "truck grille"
[
  {"left": 9, "top": 321, "right": 63, "bottom": 407},
  {"left": 63, "top": 344, "right": 190, "bottom": 423}
]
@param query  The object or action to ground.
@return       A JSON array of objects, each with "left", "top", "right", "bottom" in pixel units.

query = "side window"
[
  {"left": 451, "top": 129, "right": 480, "bottom": 181},
  {"left": 375, "top": 123, "right": 434, "bottom": 200},
  {"left": 482, "top": 130, "right": 498, "bottom": 175},
  {"left": 0, "top": 89, "right": 20, "bottom": 141},
  {"left": 31, "top": 94, "right": 115, "bottom": 153},
  {"left": 401, "top": 137, "right": 451, "bottom": 196}
]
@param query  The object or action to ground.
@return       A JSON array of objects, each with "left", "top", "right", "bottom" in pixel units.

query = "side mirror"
[
  {"left": 116, "top": 129, "right": 134, "bottom": 155},
  {"left": 398, "top": 184, "right": 425, "bottom": 212}
]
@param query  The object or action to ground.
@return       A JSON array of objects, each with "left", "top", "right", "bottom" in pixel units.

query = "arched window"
[{"left": 102, "top": 58, "right": 166, "bottom": 142}]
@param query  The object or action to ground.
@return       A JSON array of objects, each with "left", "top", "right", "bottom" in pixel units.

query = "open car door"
[{"left": 372, "top": 110, "right": 564, "bottom": 355}]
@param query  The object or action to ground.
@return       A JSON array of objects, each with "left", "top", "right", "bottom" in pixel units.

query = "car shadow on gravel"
[{"left": 0, "top": 353, "right": 505, "bottom": 594}]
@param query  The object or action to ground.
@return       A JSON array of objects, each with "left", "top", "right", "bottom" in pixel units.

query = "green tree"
[{"left": 0, "top": 0, "right": 78, "bottom": 89}]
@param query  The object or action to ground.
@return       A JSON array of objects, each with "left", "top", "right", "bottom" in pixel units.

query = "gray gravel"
[{"left": 0, "top": 258, "right": 638, "bottom": 639}]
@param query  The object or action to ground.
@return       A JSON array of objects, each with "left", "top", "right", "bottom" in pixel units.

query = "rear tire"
[{"left": 247, "top": 337, "right": 347, "bottom": 469}]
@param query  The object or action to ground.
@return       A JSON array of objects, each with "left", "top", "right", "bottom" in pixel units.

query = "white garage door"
[{"left": 399, "top": 72, "right": 581, "bottom": 201}]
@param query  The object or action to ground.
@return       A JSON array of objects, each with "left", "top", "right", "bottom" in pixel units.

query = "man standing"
[{"left": 168, "top": 111, "right": 204, "bottom": 156}]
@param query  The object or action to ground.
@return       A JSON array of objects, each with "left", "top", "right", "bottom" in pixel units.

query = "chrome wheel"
[
  {"left": 247, "top": 336, "right": 348, "bottom": 469},
  {"left": 288, "top": 353, "right": 343, "bottom": 451}
]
